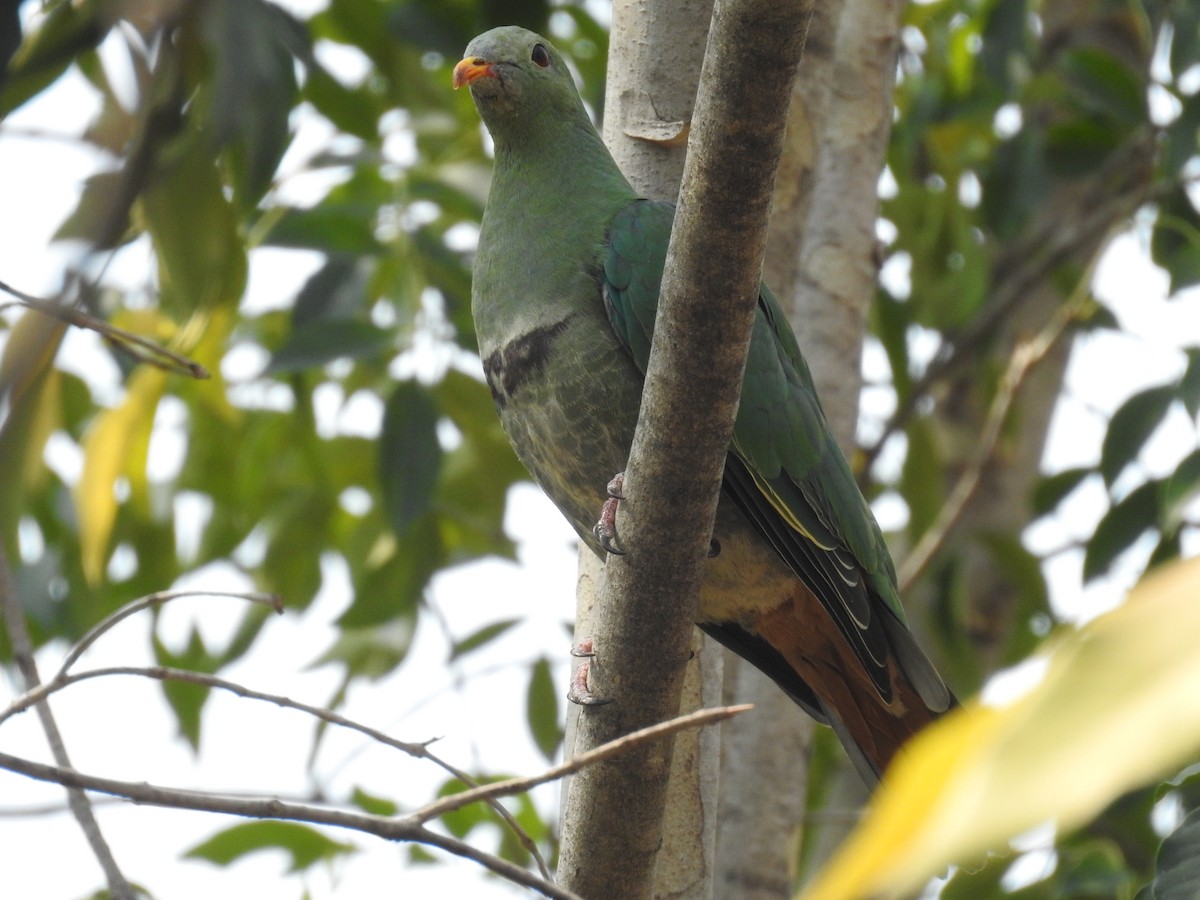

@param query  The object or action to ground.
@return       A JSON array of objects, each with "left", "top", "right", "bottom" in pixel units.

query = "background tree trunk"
[{"left": 715, "top": 0, "right": 905, "bottom": 892}]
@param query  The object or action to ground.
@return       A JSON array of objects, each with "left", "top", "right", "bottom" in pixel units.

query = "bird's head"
[{"left": 453, "top": 27, "right": 585, "bottom": 142}]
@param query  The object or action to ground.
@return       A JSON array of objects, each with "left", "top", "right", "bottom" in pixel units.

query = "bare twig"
[
  {"left": 7, "top": 651, "right": 552, "bottom": 880},
  {"left": 0, "top": 279, "right": 210, "bottom": 379},
  {"left": 0, "top": 705, "right": 749, "bottom": 899},
  {"left": 0, "top": 748, "right": 578, "bottom": 899},
  {"left": 0, "top": 547, "right": 136, "bottom": 900},
  {"left": 54, "top": 589, "right": 284, "bottom": 678},
  {"left": 415, "top": 703, "right": 752, "bottom": 823},
  {"left": 897, "top": 300, "right": 1083, "bottom": 593}
]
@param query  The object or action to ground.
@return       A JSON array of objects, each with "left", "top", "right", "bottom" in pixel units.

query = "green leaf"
[
  {"left": 53, "top": 171, "right": 133, "bottom": 247},
  {"left": 185, "top": 821, "right": 355, "bottom": 872},
  {"left": 1055, "top": 838, "right": 1137, "bottom": 897},
  {"left": 1178, "top": 349, "right": 1200, "bottom": 420},
  {"left": 1061, "top": 47, "right": 1145, "bottom": 123},
  {"left": 266, "top": 320, "right": 392, "bottom": 374},
  {"left": 302, "top": 62, "right": 381, "bottom": 140},
  {"left": 1033, "top": 466, "right": 1095, "bottom": 517},
  {"left": 527, "top": 657, "right": 562, "bottom": 762},
  {"left": 152, "top": 628, "right": 214, "bottom": 751},
  {"left": 1161, "top": 449, "right": 1200, "bottom": 533},
  {"left": 1164, "top": 92, "right": 1200, "bottom": 177},
  {"left": 141, "top": 133, "right": 248, "bottom": 314},
  {"left": 292, "top": 256, "right": 369, "bottom": 325},
  {"left": 1044, "top": 116, "right": 1123, "bottom": 177},
  {"left": 313, "top": 619, "right": 416, "bottom": 680},
  {"left": 350, "top": 786, "right": 399, "bottom": 817},
  {"left": 379, "top": 381, "right": 442, "bottom": 536},
  {"left": 193, "top": 0, "right": 305, "bottom": 206},
  {"left": 872, "top": 290, "right": 912, "bottom": 401},
  {"left": 1083, "top": 480, "right": 1160, "bottom": 583},
  {"left": 901, "top": 417, "right": 943, "bottom": 541},
  {"left": 450, "top": 618, "right": 520, "bottom": 661},
  {"left": 0, "top": 0, "right": 109, "bottom": 117},
  {"left": 338, "top": 519, "right": 438, "bottom": 628},
  {"left": 978, "top": 532, "right": 1050, "bottom": 665},
  {"left": 1147, "top": 807, "right": 1200, "bottom": 900},
  {"left": 1100, "top": 386, "right": 1176, "bottom": 486},
  {"left": 1152, "top": 190, "right": 1200, "bottom": 296}
]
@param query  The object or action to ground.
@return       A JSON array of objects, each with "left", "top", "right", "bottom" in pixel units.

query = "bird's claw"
[
  {"left": 568, "top": 641, "right": 611, "bottom": 705},
  {"left": 592, "top": 472, "right": 625, "bottom": 555}
]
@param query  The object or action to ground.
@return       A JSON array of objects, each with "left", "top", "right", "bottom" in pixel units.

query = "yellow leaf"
[
  {"left": 76, "top": 365, "right": 167, "bottom": 584},
  {"left": 803, "top": 556, "right": 1200, "bottom": 900},
  {"left": 0, "top": 312, "right": 66, "bottom": 539}
]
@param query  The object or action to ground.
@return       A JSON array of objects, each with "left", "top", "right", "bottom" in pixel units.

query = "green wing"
[{"left": 601, "top": 200, "right": 950, "bottom": 712}]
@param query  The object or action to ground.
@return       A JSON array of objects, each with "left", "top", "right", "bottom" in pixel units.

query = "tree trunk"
[{"left": 557, "top": 2, "right": 813, "bottom": 898}]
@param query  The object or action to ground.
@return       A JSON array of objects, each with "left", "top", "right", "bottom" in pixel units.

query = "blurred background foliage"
[{"left": 0, "top": 0, "right": 1198, "bottom": 896}]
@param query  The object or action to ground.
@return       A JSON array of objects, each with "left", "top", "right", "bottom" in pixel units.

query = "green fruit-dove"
[{"left": 454, "top": 26, "right": 953, "bottom": 783}]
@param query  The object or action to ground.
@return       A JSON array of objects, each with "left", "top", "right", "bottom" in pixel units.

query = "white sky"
[{"left": 1, "top": 2, "right": 1198, "bottom": 898}]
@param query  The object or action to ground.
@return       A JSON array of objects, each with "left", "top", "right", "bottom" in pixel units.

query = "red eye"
[{"left": 531, "top": 43, "right": 550, "bottom": 68}]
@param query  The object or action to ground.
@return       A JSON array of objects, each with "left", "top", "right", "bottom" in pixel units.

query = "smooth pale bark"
[
  {"left": 592, "top": 3, "right": 724, "bottom": 897},
  {"left": 715, "top": 0, "right": 904, "bottom": 894},
  {"left": 556, "top": 2, "right": 813, "bottom": 897}
]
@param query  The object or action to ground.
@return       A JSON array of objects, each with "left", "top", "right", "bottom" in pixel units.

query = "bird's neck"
[
  {"left": 474, "top": 119, "right": 636, "bottom": 339},
  {"left": 490, "top": 117, "right": 636, "bottom": 220}
]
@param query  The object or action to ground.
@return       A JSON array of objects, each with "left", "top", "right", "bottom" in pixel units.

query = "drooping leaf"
[
  {"left": 527, "top": 656, "right": 562, "bottom": 762},
  {"left": 152, "top": 628, "right": 213, "bottom": 751},
  {"left": 1161, "top": 449, "right": 1200, "bottom": 534},
  {"left": 76, "top": 365, "right": 168, "bottom": 584},
  {"left": 0, "top": 312, "right": 66, "bottom": 546},
  {"left": 339, "top": 519, "right": 440, "bottom": 628},
  {"left": 1178, "top": 349, "right": 1200, "bottom": 420},
  {"left": 1100, "top": 386, "right": 1176, "bottom": 486},
  {"left": 1032, "top": 466, "right": 1094, "bottom": 517},
  {"left": 0, "top": 0, "right": 109, "bottom": 117},
  {"left": 901, "top": 417, "right": 943, "bottom": 542},
  {"left": 193, "top": 0, "right": 306, "bottom": 207},
  {"left": 449, "top": 618, "right": 520, "bottom": 661},
  {"left": 1083, "top": 480, "right": 1160, "bottom": 583},
  {"left": 1151, "top": 189, "right": 1200, "bottom": 296},
  {"left": 379, "top": 381, "right": 442, "bottom": 536}
]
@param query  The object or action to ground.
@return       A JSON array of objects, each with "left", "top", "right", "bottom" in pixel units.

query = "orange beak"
[{"left": 453, "top": 57, "right": 495, "bottom": 89}]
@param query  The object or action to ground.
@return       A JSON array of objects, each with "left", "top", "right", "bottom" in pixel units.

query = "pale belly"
[{"left": 484, "top": 313, "right": 793, "bottom": 625}]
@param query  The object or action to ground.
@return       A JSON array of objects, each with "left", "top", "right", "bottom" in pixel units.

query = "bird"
[{"left": 453, "top": 25, "right": 953, "bottom": 784}]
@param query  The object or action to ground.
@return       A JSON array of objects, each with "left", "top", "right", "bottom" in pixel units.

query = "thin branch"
[
  {"left": 415, "top": 703, "right": 752, "bottom": 824},
  {"left": 0, "top": 749, "right": 578, "bottom": 900},
  {"left": 0, "top": 547, "right": 136, "bottom": 900},
  {"left": 0, "top": 706, "right": 748, "bottom": 898},
  {"left": 55, "top": 589, "right": 284, "bottom": 678},
  {"left": 897, "top": 299, "right": 1084, "bottom": 592},
  {"left": 4, "top": 659, "right": 552, "bottom": 881},
  {"left": 0, "top": 279, "right": 210, "bottom": 379}
]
